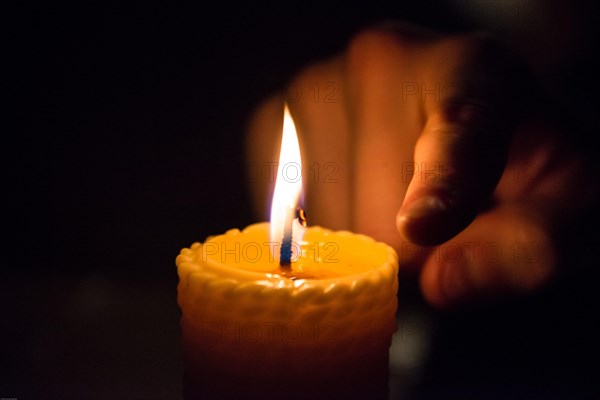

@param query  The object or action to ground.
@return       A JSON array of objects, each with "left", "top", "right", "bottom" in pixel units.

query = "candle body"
[{"left": 176, "top": 223, "right": 398, "bottom": 399}]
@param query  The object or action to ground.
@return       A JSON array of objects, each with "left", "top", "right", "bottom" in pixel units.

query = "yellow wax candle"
[
  {"left": 178, "top": 102, "right": 397, "bottom": 398},
  {"left": 176, "top": 222, "right": 398, "bottom": 400}
]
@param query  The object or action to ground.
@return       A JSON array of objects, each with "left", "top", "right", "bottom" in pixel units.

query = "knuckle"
[
  {"left": 346, "top": 27, "right": 410, "bottom": 69},
  {"left": 444, "top": 99, "right": 494, "bottom": 126},
  {"left": 291, "top": 63, "right": 325, "bottom": 87},
  {"left": 349, "top": 27, "right": 407, "bottom": 50},
  {"left": 464, "top": 31, "right": 506, "bottom": 54}
]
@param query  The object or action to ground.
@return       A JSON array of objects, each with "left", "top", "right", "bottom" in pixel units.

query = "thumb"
[{"left": 397, "top": 35, "right": 532, "bottom": 246}]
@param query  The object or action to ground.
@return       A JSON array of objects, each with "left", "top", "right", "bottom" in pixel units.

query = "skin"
[{"left": 245, "top": 25, "right": 596, "bottom": 309}]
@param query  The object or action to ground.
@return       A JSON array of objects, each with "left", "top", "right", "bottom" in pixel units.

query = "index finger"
[{"left": 397, "top": 33, "right": 534, "bottom": 246}]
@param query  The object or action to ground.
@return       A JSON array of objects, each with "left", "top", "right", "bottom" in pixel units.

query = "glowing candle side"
[{"left": 177, "top": 222, "right": 398, "bottom": 400}]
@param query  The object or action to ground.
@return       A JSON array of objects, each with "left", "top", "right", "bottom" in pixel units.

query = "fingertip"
[
  {"left": 397, "top": 195, "right": 476, "bottom": 246},
  {"left": 420, "top": 257, "right": 474, "bottom": 309}
]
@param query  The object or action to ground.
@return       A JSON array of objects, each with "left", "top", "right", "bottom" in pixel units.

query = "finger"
[
  {"left": 419, "top": 204, "right": 555, "bottom": 309},
  {"left": 345, "top": 29, "right": 423, "bottom": 250},
  {"left": 397, "top": 34, "right": 533, "bottom": 246}
]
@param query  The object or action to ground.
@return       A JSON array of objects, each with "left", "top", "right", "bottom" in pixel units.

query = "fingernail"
[
  {"left": 397, "top": 196, "right": 449, "bottom": 246},
  {"left": 400, "top": 196, "right": 446, "bottom": 221}
]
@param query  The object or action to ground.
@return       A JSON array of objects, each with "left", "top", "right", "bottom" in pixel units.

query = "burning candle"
[{"left": 176, "top": 104, "right": 398, "bottom": 400}]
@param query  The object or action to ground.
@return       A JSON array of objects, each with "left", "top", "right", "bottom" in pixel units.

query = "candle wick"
[
  {"left": 296, "top": 207, "right": 307, "bottom": 227},
  {"left": 279, "top": 207, "right": 307, "bottom": 269},
  {"left": 279, "top": 208, "right": 294, "bottom": 269}
]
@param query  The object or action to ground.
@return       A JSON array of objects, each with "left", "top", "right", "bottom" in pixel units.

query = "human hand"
[{"left": 245, "top": 24, "right": 596, "bottom": 308}]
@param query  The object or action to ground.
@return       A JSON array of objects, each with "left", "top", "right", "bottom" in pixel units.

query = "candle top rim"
[{"left": 176, "top": 222, "right": 398, "bottom": 290}]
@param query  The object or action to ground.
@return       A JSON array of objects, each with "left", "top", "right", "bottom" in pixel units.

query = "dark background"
[{"left": 4, "top": 1, "right": 599, "bottom": 399}]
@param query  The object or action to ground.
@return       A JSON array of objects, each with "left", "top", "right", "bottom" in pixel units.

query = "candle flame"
[{"left": 270, "top": 104, "right": 305, "bottom": 260}]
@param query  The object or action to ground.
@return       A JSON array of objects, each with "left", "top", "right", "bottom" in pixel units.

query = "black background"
[{"left": 4, "top": 1, "right": 600, "bottom": 399}]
